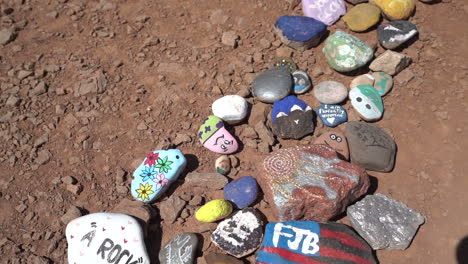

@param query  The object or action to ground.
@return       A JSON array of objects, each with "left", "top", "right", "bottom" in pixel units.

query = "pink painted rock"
[
  {"left": 198, "top": 116, "right": 238, "bottom": 154},
  {"left": 258, "top": 144, "right": 369, "bottom": 222},
  {"left": 302, "top": 0, "right": 347, "bottom": 26}
]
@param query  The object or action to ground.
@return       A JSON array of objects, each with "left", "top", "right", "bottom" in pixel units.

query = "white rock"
[
  {"left": 66, "top": 213, "right": 150, "bottom": 264},
  {"left": 212, "top": 95, "right": 248, "bottom": 124}
]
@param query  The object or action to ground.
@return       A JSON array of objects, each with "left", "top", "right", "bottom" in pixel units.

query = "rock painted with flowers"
[
  {"left": 131, "top": 149, "right": 187, "bottom": 203},
  {"left": 198, "top": 115, "right": 238, "bottom": 154}
]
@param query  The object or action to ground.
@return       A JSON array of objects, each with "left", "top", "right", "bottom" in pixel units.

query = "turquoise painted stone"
[
  {"left": 349, "top": 85, "right": 384, "bottom": 121},
  {"left": 131, "top": 149, "right": 187, "bottom": 203},
  {"left": 322, "top": 31, "right": 374, "bottom": 72}
]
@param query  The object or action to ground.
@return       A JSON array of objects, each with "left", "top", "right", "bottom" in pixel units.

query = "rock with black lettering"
[
  {"left": 159, "top": 233, "right": 198, "bottom": 264},
  {"left": 256, "top": 221, "right": 376, "bottom": 264},
  {"left": 65, "top": 213, "right": 150, "bottom": 264},
  {"left": 211, "top": 208, "right": 263, "bottom": 258}
]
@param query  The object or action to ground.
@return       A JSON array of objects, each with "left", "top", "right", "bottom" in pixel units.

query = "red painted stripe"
[
  {"left": 320, "top": 246, "right": 374, "bottom": 264},
  {"left": 321, "top": 229, "right": 370, "bottom": 251},
  {"left": 262, "top": 247, "right": 327, "bottom": 264}
]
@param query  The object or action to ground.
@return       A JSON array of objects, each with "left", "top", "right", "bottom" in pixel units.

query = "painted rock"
[
  {"left": 316, "top": 104, "right": 348, "bottom": 127},
  {"left": 203, "top": 253, "right": 243, "bottom": 264},
  {"left": 224, "top": 176, "right": 258, "bottom": 208},
  {"left": 302, "top": 0, "right": 347, "bottom": 26},
  {"left": 198, "top": 116, "right": 238, "bottom": 154},
  {"left": 347, "top": 193, "right": 425, "bottom": 250},
  {"left": 292, "top": 70, "right": 312, "bottom": 94},
  {"left": 372, "top": 72, "right": 393, "bottom": 96},
  {"left": 258, "top": 144, "right": 370, "bottom": 221},
  {"left": 159, "top": 233, "right": 198, "bottom": 264},
  {"left": 370, "top": 0, "right": 415, "bottom": 20},
  {"left": 378, "top": 20, "right": 418, "bottom": 50},
  {"left": 211, "top": 208, "right": 263, "bottom": 258},
  {"left": 131, "top": 149, "right": 187, "bottom": 203},
  {"left": 212, "top": 95, "right": 248, "bottom": 124},
  {"left": 322, "top": 31, "right": 374, "bottom": 72},
  {"left": 195, "top": 199, "right": 233, "bottom": 223},
  {"left": 345, "top": 0, "right": 369, "bottom": 4},
  {"left": 342, "top": 4, "right": 381, "bottom": 32},
  {"left": 271, "top": 95, "right": 315, "bottom": 139},
  {"left": 252, "top": 68, "right": 293, "bottom": 103},
  {"left": 271, "top": 56, "right": 298, "bottom": 72},
  {"left": 314, "top": 131, "right": 349, "bottom": 160},
  {"left": 313, "top": 81, "right": 348, "bottom": 104},
  {"left": 274, "top": 16, "right": 327, "bottom": 50},
  {"left": 369, "top": 50, "right": 411, "bottom": 76},
  {"left": 215, "top": 155, "right": 231, "bottom": 175},
  {"left": 65, "top": 213, "right": 150, "bottom": 264},
  {"left": 256, "top": 221, "right": 376, "bottom": 264},
  {"left": 349, "top": 85, "right": 384, "bottom": 121},
  {"left": 345, "top": 121, "right": 397, "bottom": 172},
  {"left": 350, "top": 73, "right": 375, "bottom": 89}
]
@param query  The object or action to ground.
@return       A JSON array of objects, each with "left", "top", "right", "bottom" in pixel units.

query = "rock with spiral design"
[{"left": 258, "top": 144, "right": 370, "bottom": 222}]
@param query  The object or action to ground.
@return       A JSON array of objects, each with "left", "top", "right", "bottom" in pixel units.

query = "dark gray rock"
[
  {"left": 345, "top": 122, "right": 396, "bottom": 172},
  {"left": 347, "top": 193, "right": 425, "bottom": 250},
  {"left": 271, "top": 95, "right": 314, "bottom": 139},
  {"left": 252, "top": 68, "right": 292, "bottom": 103},
  {"left": 159, "top": 233, "right": 198, "bottom": 264},
  {"left": 378, "top": 20, "right": 418, "bottom": 50}
]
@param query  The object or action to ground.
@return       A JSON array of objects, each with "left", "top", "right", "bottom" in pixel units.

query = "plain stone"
[
  {"left": 60, "top": 206, "right": 82, "bottom": 224},
  {"left": 222, "top": 31, "right": 239, "bottom": 48},
  {"left": 184, "top": 172, "right": 228, "bottom": 189},
  {"left": 0, "top": 28, "right": 16, "bottom": 45},
  {"left": 159, "top": 196, "right": 186, "bottom": 223},
  {"left": 369, "top": 50, "right": 412, "bottom": 75},
  {"left": 252, "top": 68, "right": 293, "bottom": 104}
]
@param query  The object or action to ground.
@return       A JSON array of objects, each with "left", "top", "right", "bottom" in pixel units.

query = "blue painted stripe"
[{"left": 257, "top": 251, "right": 302, "bottom": 264}]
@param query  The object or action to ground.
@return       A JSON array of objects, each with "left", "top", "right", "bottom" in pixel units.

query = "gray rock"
[
  {"left": 159, "top": 196, "right": 186, "bottom": 223},
  {"left": 5, "top": 96, "right": 20, "bottom": 107},
  {"left": 184, "top": 172, "right": 228, "bottom": 189},
  {"left": 159, "top": 233, "right": 198, "bottom": 264},
  {"left": 369, "top": 50, "right": 411, "bottom": 76},
  {"left": 60, "top": 205, "right": 82, "bottom": 224},
  {"left": 313, "top": 81, "right": 348, "bottom": 104},
  {"left": 347, "top": 193, "right": 425, "bottom": 250},
  {"left": 252, "top": 68, "right": 292, "bottom": 103},
  {"left": 31, "top": 81, "right": 48, "bottom": 96},
  {"left": 35, "top": 150, "right": 52, "bottom": 165},
  {"left": 345, "top": 122, "right": 396, "bottom": 172},
  {"left": 0, "top": 28, "right": 16, "bottom": 45}
]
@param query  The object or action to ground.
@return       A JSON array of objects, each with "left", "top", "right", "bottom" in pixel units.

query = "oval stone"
[
  {"left": 342, "top": 4, "right": 381, "bottom": 32},
  {"left": 215, "top": 155, "right": 231, "bottom": 175},
  {"left": 370, "top": 0, "right": 415, "bottom": 20},
  {"left": 195, "top": 199, "right": 233, "bottom": 223},
  {"left": 349, "top": 85, "right": 384, "bottom": 121},
  {"left": 314, "top": 81, "right": 348, "bottom": 104},
  {"left": 377, "top": 20, "right": 418, "bottom": 50},
  {"left": 212, "top": 95, "right": 248, "bottom": 124},
  {"left": 292, "top": 70, "right": 312, "bottom": 94},
  {"left": 316, "top": 104, "right": 348, "bottom": 127},
  {"left": 252, "top": 68, "right": 293, "bottom": 103},
  {"left": 224, "top": 176, "right": 258, "bottom": 208}
]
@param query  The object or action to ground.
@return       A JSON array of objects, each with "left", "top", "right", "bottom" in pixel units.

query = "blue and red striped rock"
[
  {"left": 256, "top": 221, "right": 376, "bottom": 264},
  {"left": 258, "top": 144, "right": 369, "bottom": 222}
]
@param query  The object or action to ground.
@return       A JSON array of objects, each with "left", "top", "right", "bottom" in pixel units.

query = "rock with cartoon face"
[
  {"left": 349, "top": 85, "right": 384, "bottom": 121},
  {"left": 315, "top": 131, "right": 349, "bottom": 160},
  {"left": 292, "top": 70, "right": 312, "bottom": 94},
  {"left": 316, "top": 104, "right": 348, "bottom": 127},
  {"left": 302, "top": 0, "right": 347, "bottom": 26},
  {"left": 271, "top": 95, "right": 315, "bottom": 139},
  {"left": 198, "top": 116, "right": 239, "bottom": 154},
  {"left": 131, "top": 149, "right": 187, "bottom": 203}
]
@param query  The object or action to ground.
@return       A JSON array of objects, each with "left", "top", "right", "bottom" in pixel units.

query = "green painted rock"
[
  {"left": 349, "top": 84, "right": 384, "bottom": 121},
  {"left": 195, "top": 199, "right": 232, "bottom": 223},
  {"left": 322, "top": 31, "right": 374, "bottom": 72},
  {"left": 372, "top": 72, "right": 393, "bottom": 96},
  {"left": 343, "top": 4, "right": 381, "bottom": 32}
]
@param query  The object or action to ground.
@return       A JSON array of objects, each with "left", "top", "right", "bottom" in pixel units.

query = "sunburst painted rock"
[{"left": 370, "top": 0, "right": 415, "bottom": 20}]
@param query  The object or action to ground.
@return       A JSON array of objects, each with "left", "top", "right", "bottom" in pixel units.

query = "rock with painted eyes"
[
  {"left": 271, "top": 95, "right": 315, "bottom": 139},
  {"left": 314, "top": 131, "right": 349, "bottom": 160},
  {"left": 292, "top": 70, "right": 312, "bottom": 94},
  {"left": 131, "top": 149, "right": 187, "bottom": 203},
  {"left": 316, "top": 104, "right": 348, "bottom": 127},
  {"left": 198, "top": 115, "right": 239, "bottom": 154},
  {"left": 349, "top": 85, "right": 384, "bottom": 121}
]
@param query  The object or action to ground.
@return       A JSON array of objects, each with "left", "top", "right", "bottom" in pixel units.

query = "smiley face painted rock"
[
  {"left": 292, "top": 70, "right": 312, "bottom": 94},
  {"left": 271, "top": 95, "right": 315, "bottom": 139},
  {"left": 315, "top": 131, "right": 349, "bottom": 160},
  {"left": 316, "top": 104, "right": 348, "bottom": 127},
  {"left": 349, "top": 85, "right": 384, "bottom": 121},
  {"left": 131, "top": 149, "right": 187, "bottom": 203},
  {"left": 198, "top": 116, "right": 238, "bottom": 154}
]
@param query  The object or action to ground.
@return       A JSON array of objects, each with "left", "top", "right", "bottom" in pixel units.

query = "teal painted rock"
[
  {"left": 131, "top": 149, "right": 187, "bottom": 203},
  {"left": 349, "top": 85, "right": 384, "bottom": 121},
  {"left": 372, "top": 72, "right": 393, "bottom": 96},
  {"left": 322, "top": 31, "right": 374, "bottom": 72}
]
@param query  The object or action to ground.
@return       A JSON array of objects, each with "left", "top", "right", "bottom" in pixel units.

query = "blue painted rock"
[
  {"left": 302, "top": 0, "right": 347, "bottom": 26},
  {"left": 274, "top": 16, "right": 327, "bottom": 50},
  {"left": 159, "top": 233, "right": 198, "bottom": 264},
  {"left": 131, "top": 149, "right": 187, "bottom": 203},
  {"left": 258, "top": 144, "right": 369, "bottom": 221},
  {"left": 349, "top": 85, "right": 384, "bottom": 121},
  {"left": 377, "top": 20, "right": 418, "bottom": 50},
  {"left": 316, "top": 104, "right": 348, "bottom": 127},
  {"left": 198, "top": 116, "right": 239, "bottom": 154},
  {"left": 252, "top": 68, "right": 293, "bottom": 103},
  {"left": 271, "top": 57, "right": 298, "bottom": 73},
  {"left": 224, "top": 176, "right": 258, "bottom": 208},
  {"left": 66, "top": 213, "right": 150, "bottom": 264},
  {"left": 271, "top": 95, "right": 314, "bottom": 139},
  {"left": 322, "top": 31, "right": 374, "bottom": 72},
  {"left": 211, "top": 208, "right": 263, "bottom": 258},
  {"left": 292, "top": 70, "right": 312, "bottom": 94},
  {"left": 256, "top": 221, "right": 376, "bottom": 264}
]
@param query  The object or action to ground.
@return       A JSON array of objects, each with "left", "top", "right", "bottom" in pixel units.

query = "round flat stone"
[
  {"left": 370, "top": 0, "right": 415, "bottom": 20},
  {"left": 343, "top": 4, "right": 381, "bottom": 32},
  {"left": 315, "top": 130, "right": 349, "bottom": 160},
  {"left": 159, "top": 233, "right": 198, "bottom": 264},
  {"left": 371, "top": 72, "right": 393, "bottom": 96},
  {"left": 271, "top": 57, "right": 298, "bottom": 72},
  {"left": 252, "top": 68, "right": 293, "bottom": 103},
  {"left": 212, "top": 95, "right": 248, "bottom": 124},
  {"left": 316, "top": 104, "right": 348, "bottom": 127},
  {"left": 314, "top": 81, "right": 348, "bottom": 104},
  {"left": 224, "top": 176, "right": 258, "bottom": 208},
  {"left": 349, "top": 85, "right": 384, "bottom": 121},
  {"left": 292, "top": 70, "right": 312, "bottom": 94},
  {"left": 350, "top": 74, "right": 375, "bottom": 89},
  {"left": 377, "top": 20, "right": 418, "bottom": 50},
  {"left": 274, "top": 16, "right": 327, "bottom": 50}
]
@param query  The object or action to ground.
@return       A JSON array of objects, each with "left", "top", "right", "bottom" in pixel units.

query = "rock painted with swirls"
[{"left": 258, "top": 144, "right": 369, "bottom": 222}]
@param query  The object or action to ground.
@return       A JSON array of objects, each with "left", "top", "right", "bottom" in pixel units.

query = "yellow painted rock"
[
  {"left": 195, "top": 199, "right": 232, "bottom": 223},
  {"left": 371, "top": 0, "right": 415, "bottom": 20},
  {"left": 342, "top": 4, "right": 381, "bottom": 32}
]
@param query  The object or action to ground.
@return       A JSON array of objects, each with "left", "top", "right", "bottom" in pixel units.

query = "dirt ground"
[{"left": 0, "top": 0, "right": 467, "bottom": 263}]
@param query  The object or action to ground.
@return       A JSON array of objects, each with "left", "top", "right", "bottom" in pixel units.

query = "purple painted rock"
[
  {"left": 258, "top": 144, "right": 369, "bottom": 222},
  {"left": 302, "top": 0, "right": 347, "bottom": 26}
]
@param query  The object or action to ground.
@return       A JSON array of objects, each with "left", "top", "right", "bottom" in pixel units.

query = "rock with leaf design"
[{"left": 131, "top": 149, "right": 187, "bottom": 203}]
